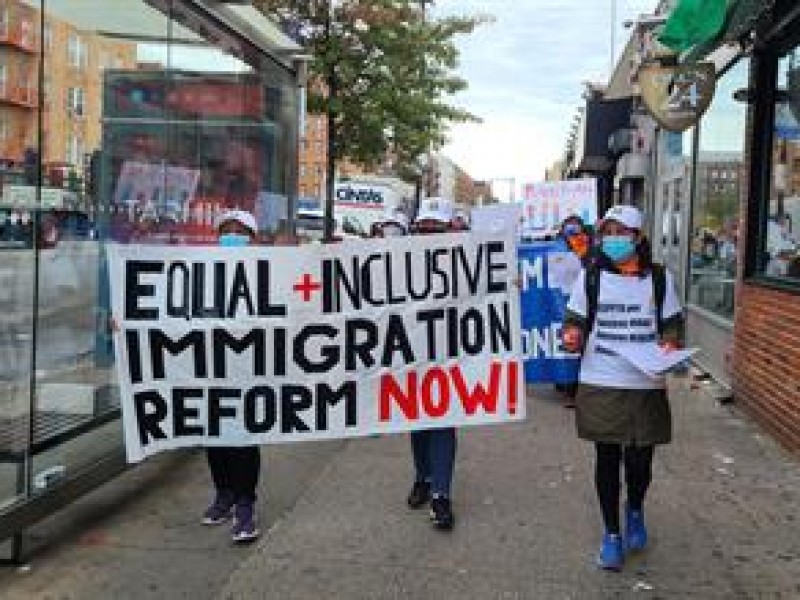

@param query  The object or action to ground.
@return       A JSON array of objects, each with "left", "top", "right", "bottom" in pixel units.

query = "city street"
[{"left": 1, "top": 378, "right": 798, "bottom": 599}]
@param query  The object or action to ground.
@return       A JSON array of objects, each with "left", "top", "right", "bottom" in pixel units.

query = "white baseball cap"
[
  {"left": 602, "top": 205, "right": 643, "bottom": 230},
  {"left": 215, "top": 209, "right": 257, "bottom": 234}
]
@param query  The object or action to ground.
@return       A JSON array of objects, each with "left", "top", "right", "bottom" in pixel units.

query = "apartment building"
[{"left": 0, "top": 0, "right": 135, "bottom": 170}]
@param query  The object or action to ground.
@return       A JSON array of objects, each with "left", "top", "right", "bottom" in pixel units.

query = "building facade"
[{"left": 0, "top": 0, "right": 137, "bottom": 171}]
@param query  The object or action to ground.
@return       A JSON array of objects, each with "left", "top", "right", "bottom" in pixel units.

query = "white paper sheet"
[{"left": 595, "top": 341, "right": 698, "bottom": 378}]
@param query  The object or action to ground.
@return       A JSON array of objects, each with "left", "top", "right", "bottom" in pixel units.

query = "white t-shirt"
[{"left": 567, "top": 269, "right": 682, "bottom": 389}]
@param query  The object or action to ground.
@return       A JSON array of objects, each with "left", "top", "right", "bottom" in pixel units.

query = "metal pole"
[
  {"left": 323, "top": 0, "right": 336, "bottom": 241},
  {"left": 610, "top": 0, "right": 616, "bottom": 78}
]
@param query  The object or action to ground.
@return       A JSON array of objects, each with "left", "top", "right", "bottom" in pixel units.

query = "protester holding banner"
[
  {"left": 406, "top": 201, "right": 459, "bottom": 531},
  {"left": 555, "top": 214, "right": 595, "bottom": 407},
  {"left": 562, "top": 205, "right": 684, "bottom": 571},
  {"left": 202, "top": 209, "right": 262, "bottom": 543},
  {"left": 559, "top": 214, "right": 593, "bottom": 263}
]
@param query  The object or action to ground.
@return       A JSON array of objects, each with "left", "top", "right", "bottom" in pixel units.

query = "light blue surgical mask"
[
  {"left": 219, "top": 233, "right": 251, "bottom": 247},
  {"left": 602, "top": 235, "right": 636, "bottom": 262}
]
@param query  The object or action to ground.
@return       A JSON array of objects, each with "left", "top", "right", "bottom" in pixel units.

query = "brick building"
[
  {"left": 725, "top": 0, "right": 800, "bottom": 451},
  {"left": 0, "top": 0, "right": 135, "bottom": 170}
]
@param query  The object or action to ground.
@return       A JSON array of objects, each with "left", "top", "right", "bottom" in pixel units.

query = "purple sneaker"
[
  {"left": 202, "top": 490, "right": 234, "bottom": 525},
  {"left": 231, "top": 501, "right": 260, "bottom": 543}
]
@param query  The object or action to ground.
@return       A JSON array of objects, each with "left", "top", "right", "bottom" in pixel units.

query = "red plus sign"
[{"left": 293, "top": 273, "right": 322, "bottom": 302}]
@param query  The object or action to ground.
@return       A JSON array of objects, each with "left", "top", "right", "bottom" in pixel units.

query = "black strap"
[{"left": 651, "top": 263, "right": 666, "bottom": 336}]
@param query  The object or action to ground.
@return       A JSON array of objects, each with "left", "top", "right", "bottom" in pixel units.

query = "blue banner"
[{"left": 519, "top": 241, "right": 582, "bottom": 383}]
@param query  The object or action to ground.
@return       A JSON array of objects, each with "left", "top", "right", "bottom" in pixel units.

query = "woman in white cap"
[
  {"left": 562, "top": 205, "right": 684, "bottom": 571},
  {"left": 202, "top": 209, "right": 262, "bottom": 543}
]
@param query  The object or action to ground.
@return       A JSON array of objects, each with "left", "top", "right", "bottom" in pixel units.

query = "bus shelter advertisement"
[{"left": 108, "top": 232, "right": 525, "bottom": 462}]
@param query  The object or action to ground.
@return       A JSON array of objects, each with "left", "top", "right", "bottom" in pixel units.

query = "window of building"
[
  {"left": 0, "top": 114, "right": 9, "bottom": 142},
  {"left": 752, "top": 42, "right": 800, "bottom": 282},
  {"left": 0, "top": 64, "right": 6, "bottom": 95},
  {"left": 66, "top": 134, "right": 83, "bottom": 166},
  {"left": 43, "top": 78, "right": 52, "bottom": 108},
  {"left": 0, "top": 8, "right": 8, "bottom": 37},
  {"left": 67, "top": 34, "right": 87, "bottom": 68},
  {"left": 44, "top": 22, "right": 52, "bottom": 49},
  {"left": 67, "top": 87, "right": 85, "bottom": 116},
  {"left": 688, "top": 59, "right": 748, "bottom": 320}
]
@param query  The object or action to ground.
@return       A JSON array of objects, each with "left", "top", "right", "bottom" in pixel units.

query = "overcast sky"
[{"left": 431, "top": 0, "right": 657, "bottom": 200}]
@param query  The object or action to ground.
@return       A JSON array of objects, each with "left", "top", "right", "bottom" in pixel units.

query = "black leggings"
[
  {"left": 206, "top": 446, "right": 261, "bottom": 502},
  {"left": 594, "top": 443, "right": 654, "bottom": 534}
]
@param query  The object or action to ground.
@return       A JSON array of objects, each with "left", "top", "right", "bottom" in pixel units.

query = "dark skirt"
[{"left": 575, "top": 384, "right": 672, "bottom": 446}]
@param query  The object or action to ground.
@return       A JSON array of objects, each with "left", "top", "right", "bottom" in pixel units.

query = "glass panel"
[
  {"left": 25, "top": 0, "right": 172, "bottom": 497},
  {"left": 761, "top": 45, "right": 800, "bottom": 280},
  {"left": 15, "top": 0, "right": 297, "bottom": 497},
  {"left": 0, "top": 0, "right": 39, "bottom": 511},
  {"left": 656, "top": 128, "right": 694, "bottom": 298},
  {"left": 688, "top": 60, "right": 748, "bottom": 319}
]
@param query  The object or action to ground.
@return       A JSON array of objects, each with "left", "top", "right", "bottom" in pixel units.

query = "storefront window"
[
  {"left": 654, "top": 127, "right": 693, "bottom": 298},
  {"left": 688, "top": 60, "right": 749, "bottom": 319},
  {"left": 758, "top": 44, "right": 800, "bottom": 281}
]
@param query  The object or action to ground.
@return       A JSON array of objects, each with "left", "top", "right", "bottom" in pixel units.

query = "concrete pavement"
[{"left": 1, "top": 375, "right": 799, "bottom": 599}]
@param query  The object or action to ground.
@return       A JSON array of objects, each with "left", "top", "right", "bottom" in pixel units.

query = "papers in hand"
[{"left": 596, "top": 341, "right": 698, "bottom": 378}]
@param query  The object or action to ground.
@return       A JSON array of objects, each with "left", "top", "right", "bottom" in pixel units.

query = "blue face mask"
[
  {"left": 219, "top": 233, "right": 251, "bottom": 247},
  {"left": 602, "top": 235, "right": 636, "bottom": 262}
]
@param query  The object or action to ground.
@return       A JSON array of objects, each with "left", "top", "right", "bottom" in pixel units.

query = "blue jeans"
[{"left": 410, "top": 427, "right": 457, "bottom": 497}]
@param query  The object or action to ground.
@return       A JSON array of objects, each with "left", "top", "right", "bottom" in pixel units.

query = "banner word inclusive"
[{"left": 109, "top": 232, "right": 525, "bottom": 462}]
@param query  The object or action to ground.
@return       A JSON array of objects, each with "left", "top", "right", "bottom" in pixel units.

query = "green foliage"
[{"left": 256, "top": 0, "right": 487, "bottom": 178}]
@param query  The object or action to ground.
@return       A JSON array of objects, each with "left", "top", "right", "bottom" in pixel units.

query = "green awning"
[
  {"left": 658, "top": 0, "right": 728, "bottom": 53},
  {"left": 682, "top": 0, "right": 779, "bottom": 62}
]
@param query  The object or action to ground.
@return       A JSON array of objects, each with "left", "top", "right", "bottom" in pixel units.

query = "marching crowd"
[{"left": 183, "top": 198, "right": 684, "bottom": 573}]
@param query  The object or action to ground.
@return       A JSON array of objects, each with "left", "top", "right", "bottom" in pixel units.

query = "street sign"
[{"left": 639, "top": 62, "right": 716, "bottom": 132}]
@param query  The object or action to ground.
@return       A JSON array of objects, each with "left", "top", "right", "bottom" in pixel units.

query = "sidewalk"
[{"left": 2, "top": 376, "right": 800, "bottom": 599}]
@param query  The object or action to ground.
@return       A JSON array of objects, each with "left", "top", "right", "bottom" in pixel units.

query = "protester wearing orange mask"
[
  {"left": 555, "top": 215, "right": 595, "bottom": 407},
  {"left": 560, "top": 215, "right": 592, "bottom": 261}
]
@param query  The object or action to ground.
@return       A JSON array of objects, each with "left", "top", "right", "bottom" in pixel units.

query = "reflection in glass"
[
  {"left": 0, "top": 0, "right": 298, "bottom": 517},
  {"left": 763, "top": 46, "right": 800, "bottom": 280},
  {"left": 688, "top": 60, "right": 748, "bottom": 319}
]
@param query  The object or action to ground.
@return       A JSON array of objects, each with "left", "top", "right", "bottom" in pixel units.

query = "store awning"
[
  {"left": 683, "top": 0, "right": 779, "bottom": 62},
  {"left": 719, "top": 0, "right": 779, "bottom": 43}
]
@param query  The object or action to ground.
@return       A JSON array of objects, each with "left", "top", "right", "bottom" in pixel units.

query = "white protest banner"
[
  {"left": 108, "top": 232, "right": 525, "bottom": 462},
  {"left": 521, "top": 179, "right": 598, "bottom": 237}
]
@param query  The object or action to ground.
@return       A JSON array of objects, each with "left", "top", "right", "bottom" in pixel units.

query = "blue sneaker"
[
  {"left": 231, "top": 501, "right": 260, "bottom": 543},
  {"left": 625, "top": 506, "right": 648, "bottom": 551},
  {"left": 597, "top": 533, "right": 624, "bottom": 571},
  {"left": 202, "top": 490, "right": 234, "bottom": 525}
]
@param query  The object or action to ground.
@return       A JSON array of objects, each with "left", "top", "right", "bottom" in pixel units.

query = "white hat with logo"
[
  {"left": 602, "top": 205, "right": 643, "bottom": 230},
  {"left": 215, "top": 209, "right": 258, "bottom": 234}
]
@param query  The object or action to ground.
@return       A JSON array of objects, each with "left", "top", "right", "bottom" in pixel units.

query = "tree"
[{"left": 255, "top": 0, "right": 487, "bottom": 237}]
